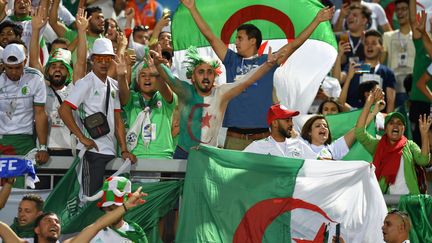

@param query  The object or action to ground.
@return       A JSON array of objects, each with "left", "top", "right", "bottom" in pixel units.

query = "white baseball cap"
[
  {"left": 3, "top": 44, "right": 26, "bottom": 65},
  {"left": 91, "top": 38, "right": 115, "bottom": 57}
]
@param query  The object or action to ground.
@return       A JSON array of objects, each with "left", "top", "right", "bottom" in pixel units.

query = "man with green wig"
[
  {"left": 44, "top": 48, "right": 74, "bottom": 156},
  {"left": 155, "top": 46, "right": 284, "bottom": 159}
]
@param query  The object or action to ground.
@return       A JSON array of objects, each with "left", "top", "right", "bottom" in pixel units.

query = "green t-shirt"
[
  {"left": 410, "top": 39, "right": 432, "bottom": 102},
  {"left": 123, "top": 91, "right": 177, "bottom": 159},
  {"left": 64, "top": 28, "right": 101, "bottom": 64}
]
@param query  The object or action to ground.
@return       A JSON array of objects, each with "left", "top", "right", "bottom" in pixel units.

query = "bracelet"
[
  {"left": 123, "top": 203, "right": 128, "bottom": 212},
  {"left": 38, "top": 145, "right": 48, "bottom": 152}
]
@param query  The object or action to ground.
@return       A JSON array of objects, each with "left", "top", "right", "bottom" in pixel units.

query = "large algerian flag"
[
  {"left": 176, "top": 145, "right": 387, "bottom": 242},
  {"left": 44, "top": 157, "right": 183, "bottom": 242},
  {"left": 172, "top": 0, "right": 337, "bottom": 113}
]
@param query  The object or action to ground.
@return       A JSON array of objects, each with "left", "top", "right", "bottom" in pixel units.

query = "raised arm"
[
  {"left": 419, "top": 114, "right": 432, "bottom": 157},
  {"left": 149, "top": 14, "right": 170, "bottom": 50},
  {"left": 116, "top": 54, "right": 131, "bottom": 106},
  {"left": 150, "top": 50, "right": 173, "bottom": 103},
  {"left": 277, "top": 6, "right": 334, "bottom": 64},
  {"left": 0, "top": 178, "right": 14, "bottom": 209},
  {"left": 181, "top": 0, "right": 227, "bottom": 60},
  {"left": 333, "top": 4, "right": 349, "bottom": 32},
  {"left": 29, "top": 6, "right": 47, "bottom": 72},
  {"left": 0, "top": 222, "right": 26, "bottom": 243},
  {"left": 409, "top": 0, "right": 422, "bottom": 39},
  {"left": 155, "top": 61, "right": 189, "bottom": 99},
  {"left": 338, "top": 61, "right": 358, "bottom": 111},
  {"left": 416, "top": 70, "right": 432, "bottom": 101},
  {"left": 0, "top": 0, "right": 7, "bottom": 22},
  {"left": 414, "top": 10, "right": 432, "bottom": 57},
  {"left": 73, "top": 8, "right": 89, "bottom": 83},
  {"left": 49, "top": 0, "right": 68, "bottom": 37},
  {"left": 356, "top": 89, "right": 385, "bottom": 129},
  {"left": 64, "top": 187, "right": 147, "bottom": 243}
]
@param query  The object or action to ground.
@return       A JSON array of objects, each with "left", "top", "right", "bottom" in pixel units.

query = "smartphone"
[{"left": 357, "top": 63, "right": 371, "bottom": 73}]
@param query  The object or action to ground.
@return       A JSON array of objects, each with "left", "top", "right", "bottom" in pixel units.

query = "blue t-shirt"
[
  {"left": 222, "top": 49, "right": 277, "bottom": 128},
  {"left": 345, "top": 63, "right": 396, "bottom": 108}
]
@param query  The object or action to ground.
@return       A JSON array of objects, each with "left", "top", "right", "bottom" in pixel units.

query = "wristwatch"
[{"left": 38, "top": 144, "right": 48, "bottom": 152}]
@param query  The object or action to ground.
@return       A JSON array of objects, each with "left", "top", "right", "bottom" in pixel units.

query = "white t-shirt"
[
  {"left": 65, "top": 71, "right": 121, "bottom": 155},
  {"left": 0, "top": 67, "right": 46, "bottom": 135},
  {"left": 46, "top": 84, "right": 74, "bottom": 149},
  {"left": 383, "top": 30, "right": 415, "bottom": 93},
  {"left": 389, "top": 157, "right": 410, "bottom": 194},
  {"left": 332, "top": 1, "right": 389, "bottom": 31},
  {"left": 90, "top": 221, "right": 135, "bottom": 243},
  {"left": 244, "top": 136, "right": 350, "bottom": 160}
]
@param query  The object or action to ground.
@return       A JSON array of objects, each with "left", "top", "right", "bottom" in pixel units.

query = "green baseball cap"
[{"left": 384, "top": 112, "right": 406, "bottom": 127}]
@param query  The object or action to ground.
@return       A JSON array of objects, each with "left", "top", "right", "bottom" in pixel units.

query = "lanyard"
[
  {"left": 348, "top": 32, "right": 362, "bottom": 55},
  {"left": 397, "top": 31, "right": 411, "bottom": 51}
]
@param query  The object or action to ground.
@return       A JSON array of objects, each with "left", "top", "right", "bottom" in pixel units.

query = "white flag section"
[
  {"left": 274, "top": 39, "right": 338, "bottom": 114},
  {"left": 291, "top": 159, "right": 387, "bottom": 243}
]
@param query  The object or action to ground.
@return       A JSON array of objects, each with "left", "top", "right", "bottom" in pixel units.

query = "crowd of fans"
[{"left": 0, "top": 0, "right": 431, "bottom": 241}]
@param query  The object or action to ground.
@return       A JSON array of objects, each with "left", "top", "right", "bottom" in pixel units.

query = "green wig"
[{"left": 183, "top": 46, "right": 221, "bottom": 79}]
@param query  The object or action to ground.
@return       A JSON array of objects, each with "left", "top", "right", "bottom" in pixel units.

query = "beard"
[
  {"left": 47, "top": 73, "right": 67, "bottom": 87},
  {"left": 195, "top": 78, "right": 213, "bottom": 93},
  {"left": 278, "top": 126, "right": 292, "bottom": 139},
  {"left": 90, "top": 24, "right": 104, "bottom": 35}
]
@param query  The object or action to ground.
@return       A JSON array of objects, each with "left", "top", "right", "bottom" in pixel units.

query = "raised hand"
[
  {"left": 346, "top": 61, "right": 359, "bottom": 81},
  {"left": 339, "top": 3, "right": 350, "bottom": 18},
  {"left": 31, "top": 6, "right": 48, "bottom": 31},
  {"left": 338, "top": 40, "right": 351, "bottom": 54},
  {"left": 414, "top": 10, "right": 427, "bottom": 34},
  {"left": 123, "top": 187, "right": 147, "bottom": 210},
  {"left": 76, "top": 8, "right": 90, "bottom": 32},
  {"left": 315, "top": 6, "right": 335, "bottom": 23},
  {"left": 150, "top": 48, "right": 168, "bottom": 66},
  {"left": 181, "top": 0, "right": 195, "bottom": 10},
  {"left": 125, "top": 7, "right": 134, "bottom": 20},
  {"left": 114, "top": 54, "right": 128, "bottom": 76},
  {"left": 419, "top": 114, "right": 432, "bottom": 135},
  {"left": 116, "top": 31, "right": 128, "bottom": 50}
]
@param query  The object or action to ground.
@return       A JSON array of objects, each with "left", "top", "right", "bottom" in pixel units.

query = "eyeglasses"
[{"left": 93, "top": 56, "right": 113, "bottom": 63}]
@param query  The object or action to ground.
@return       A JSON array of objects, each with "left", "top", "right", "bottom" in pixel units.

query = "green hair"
[{"left": 183, "top": 46, "right": 221, "bottom": 79}]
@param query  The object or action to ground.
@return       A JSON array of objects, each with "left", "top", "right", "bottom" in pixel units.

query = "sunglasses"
[{"left": 93, "top": 56, "right": 113, "bottom": 63}]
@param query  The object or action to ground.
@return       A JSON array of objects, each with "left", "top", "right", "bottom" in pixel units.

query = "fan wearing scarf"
[
  {"left": 82, "top": 176, "right": 148, "bottom": 243},
  {"left": 119, "top": 54, "right": 177, "bottom": 159},
  {"left": 154, "top": 46, "right": 284, "bottom": 159},
  {"left": 355, "top": 91, "right": 431, "bottom": 194}
]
